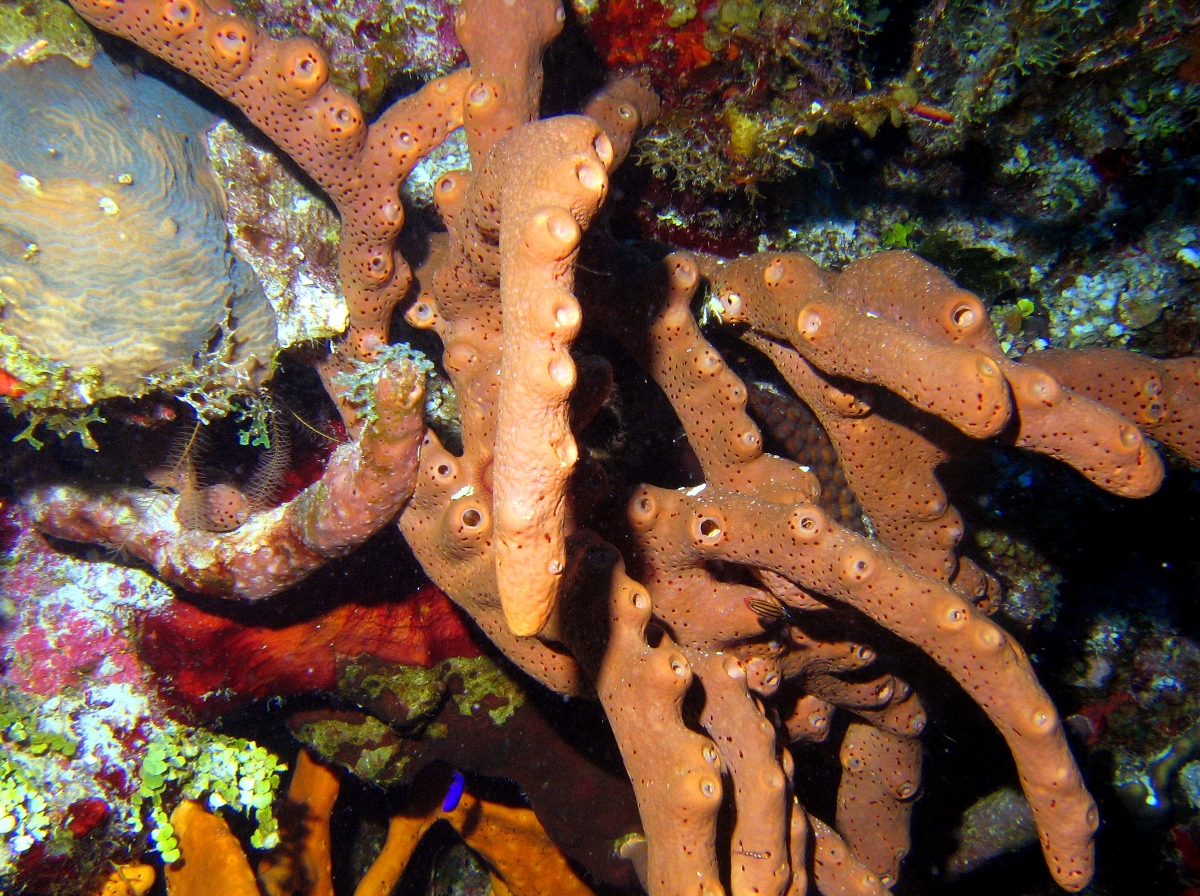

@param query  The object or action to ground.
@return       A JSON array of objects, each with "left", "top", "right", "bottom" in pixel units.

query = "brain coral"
[{"left": 0, "top": 51, "right": 276, "bottom": 437}]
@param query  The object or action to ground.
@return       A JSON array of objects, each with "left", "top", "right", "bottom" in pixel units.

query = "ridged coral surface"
[{"left": 0, "top": 52, "right": 275, "bottom": 413}]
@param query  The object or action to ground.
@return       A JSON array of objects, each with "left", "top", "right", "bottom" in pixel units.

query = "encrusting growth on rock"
[{"left": 22, "top": 0, "right": 1200, "bottom": 893}]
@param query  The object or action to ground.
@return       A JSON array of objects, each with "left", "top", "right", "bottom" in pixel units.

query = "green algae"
[
  {"left": 446, "top": 656, "right": 524, "bottom": 726},
  {"left": 0, "top": 0, "right": 96, "bottom": 68}
]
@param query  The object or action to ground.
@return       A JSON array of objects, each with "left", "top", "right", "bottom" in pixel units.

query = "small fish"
[
  {"left": 442, "top": 770, "right": 466, "bottom": 812},
  {"left": 746, "top": 596, "right": 788, "bottom": 620}
]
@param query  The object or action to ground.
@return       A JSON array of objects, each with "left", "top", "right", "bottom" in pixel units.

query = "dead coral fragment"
[{"left": 206, "top": 121, "right": 346, "bottom": 349}]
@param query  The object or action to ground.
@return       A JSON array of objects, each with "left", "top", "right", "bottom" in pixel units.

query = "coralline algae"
[{"left": 0, "top": 502, "right": 284, "bottom": 888}]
